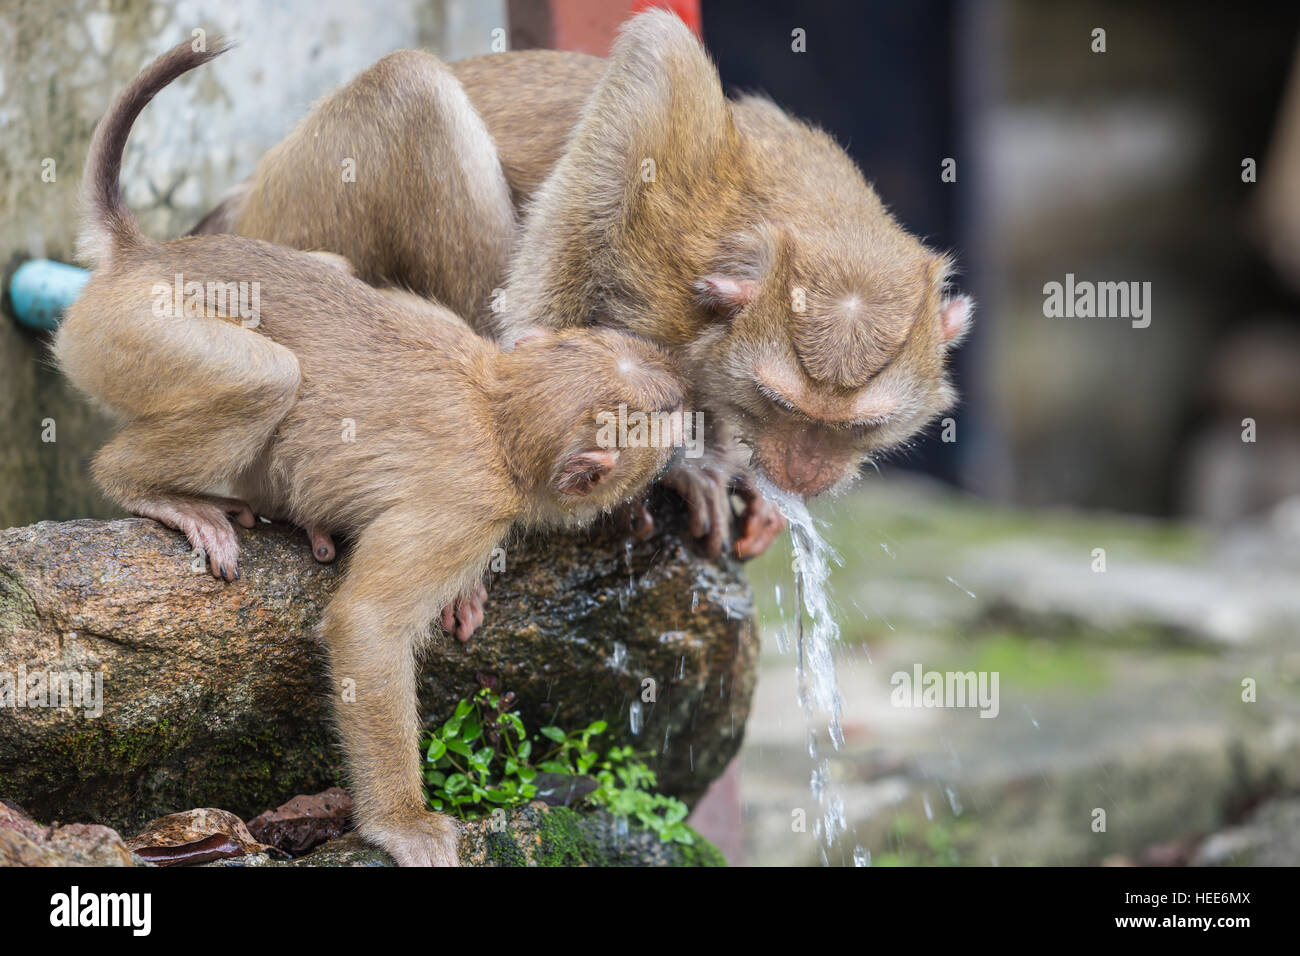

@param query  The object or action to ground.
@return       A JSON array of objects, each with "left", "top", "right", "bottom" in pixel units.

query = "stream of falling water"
[{"left": 755, "top": 476, "right": 851, "bottom": 856}]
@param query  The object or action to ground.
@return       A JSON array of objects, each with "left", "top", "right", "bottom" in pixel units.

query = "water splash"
[
  {"left": 756, "top": 475, "right": 845, "bottom": 747},
  {"left": 758, "top": 475, "right": 849, "bottom": 851},
  {"left": 945, "top": 575, "right": 977, "bottom": 599}
]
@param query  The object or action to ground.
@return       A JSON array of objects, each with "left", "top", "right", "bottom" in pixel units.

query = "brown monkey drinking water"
[
  {"left": 56, "top": 40, "right": 688, "bottom": 866},
  {"left": 196, "top": 11, "right": 973, "bottom": 570}
]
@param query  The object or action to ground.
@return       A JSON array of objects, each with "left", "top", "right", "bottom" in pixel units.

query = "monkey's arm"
[{"left": 321, "top": 506, "right": 509, "bottom": 866}]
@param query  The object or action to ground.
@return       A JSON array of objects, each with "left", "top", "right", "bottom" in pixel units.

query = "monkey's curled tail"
[{"left": 77, "top": 37, "right": 233, "bottom": 268}]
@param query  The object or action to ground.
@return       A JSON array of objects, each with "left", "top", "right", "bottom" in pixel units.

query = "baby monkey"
[{"left": 56, "top": 40, "right": 686, "bottom": 865}]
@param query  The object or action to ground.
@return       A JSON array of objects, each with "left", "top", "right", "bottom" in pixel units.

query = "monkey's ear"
[
  {"left": 940, "top": 296, "right": 973, "bottom": 346},
  {"left": 695, "top": 275, "right": 757, "bottom": 317},
  {"left": 555, "top": 449, "right": 619, "bottom": 496}
]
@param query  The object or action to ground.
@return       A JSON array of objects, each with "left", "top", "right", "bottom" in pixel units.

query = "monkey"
[
  {"left": 56, "top": 39, "right": 688, "bottom": 865},
  {"left": 194, "top": 10, "right": 972, "bottom": 564}
]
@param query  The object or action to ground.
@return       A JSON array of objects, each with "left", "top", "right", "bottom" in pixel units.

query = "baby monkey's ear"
[
  {"left": 695, "top": 275, "right": 757, "bottom": 318},
  {"left": 555, "top": 449, "right": 619, "bottom": 496}
]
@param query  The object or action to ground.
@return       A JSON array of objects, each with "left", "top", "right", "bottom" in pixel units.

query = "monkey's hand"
[
  {"left": 733, "top": 472, "right": 788, "bottom": 560},
  {"left": 440, "top": 581, "right": 488, "bottom": 643},
  {"left": 134, "top": 494, "right": 254, "bottom": 581},
  {"left": 362, "top": 809, "right": 460, "bottom": 867},
  {"left": 661, "top": 460, "right": 786, "bottom": 560}
]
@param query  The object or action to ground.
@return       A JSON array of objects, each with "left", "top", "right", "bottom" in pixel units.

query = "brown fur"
[
  {"left": 223, "top": 49, "right": 515, "bottom": 326},
  {"left": 194, "top": 10, "right": 971, "bottom": 554},
  {"left": 58, "top": 40, "right": 686, "bottom": 866}
]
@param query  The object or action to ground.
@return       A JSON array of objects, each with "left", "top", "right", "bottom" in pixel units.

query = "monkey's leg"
[
  {"left": 233, "top": 50, "right": 515, "bottom": 328},
  {"left": 78, "top": 312, "right": 301, "bottom": 580}
]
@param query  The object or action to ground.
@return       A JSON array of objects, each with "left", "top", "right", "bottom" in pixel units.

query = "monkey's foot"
[
  {"left": 440, "top": 582, "right": 488, "bottom": 643},
  {"left": 734, "top": 478, "right": 787, "bottom": 560},
  {"left": 304, "top": 523, "right": 336, "bottom": 563},
  {"left": 130, "top": 494, "right": 254, "bottom": 581},
  {"left": 363, "top": 811, "right": 460, "bottom": 867}
]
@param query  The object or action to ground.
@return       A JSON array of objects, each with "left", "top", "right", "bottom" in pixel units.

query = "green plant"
[{"left": 422, "top": 687, "right": 694, "bottom": 845}]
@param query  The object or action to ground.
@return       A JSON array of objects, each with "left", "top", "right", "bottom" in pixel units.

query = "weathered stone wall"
[{"left": 0, "top": 0, "right": 506, "bottom": 529}]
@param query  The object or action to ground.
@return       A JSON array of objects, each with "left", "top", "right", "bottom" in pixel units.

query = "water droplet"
[
  {"left": 853, "top": 846, "right": 870, "bottom": 867},
  {"left": 945, "top": 575, "right": 977, "bottom": 599},
  {"left": 629, "top": 700, "right": 643, "bottom": 735}
]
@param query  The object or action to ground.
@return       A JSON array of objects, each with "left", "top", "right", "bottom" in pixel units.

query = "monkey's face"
[
  {"left": 506, "top": 329, "right": 688, "bottom": 520},
  {"left": 687, "top": 247, "right": 971, "bottom": 497}
]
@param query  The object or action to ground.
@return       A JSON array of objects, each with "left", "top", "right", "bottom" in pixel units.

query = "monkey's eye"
[{"left": 847, "top": 418, "right": 889, "bottom": 438}]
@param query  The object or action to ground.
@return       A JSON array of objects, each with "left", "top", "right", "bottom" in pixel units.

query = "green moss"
[
  {"left": 673, "top": 834, "right": 727, "bottom": 867},
  {"left": 527, "top": 807, "right": 724, "bottom": 867},
  {"left": 535, "top": 806, "right": 607, "bottom": 866},
  {"left": 483, "top": 829, "right": 530, "bottom": 867},
  {"left": 8, "top": 708, "right": 340, "bottom": 831}
]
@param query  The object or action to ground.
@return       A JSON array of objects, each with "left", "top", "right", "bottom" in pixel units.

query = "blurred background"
[{"left": 3, "top": 0, "right": 1299, "bottom": 865}]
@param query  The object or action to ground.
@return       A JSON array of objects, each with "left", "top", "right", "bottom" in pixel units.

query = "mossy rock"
[
  {"left": 207, "top": 804, "right": 727, "bottom": 867},
  {"left": 0, "top": 492, "right": 756, "bottom": 831}
]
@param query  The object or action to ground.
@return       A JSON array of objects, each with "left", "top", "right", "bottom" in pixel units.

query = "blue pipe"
[{"left": 8, "top": 259, "right": 91, "bottom": 332}]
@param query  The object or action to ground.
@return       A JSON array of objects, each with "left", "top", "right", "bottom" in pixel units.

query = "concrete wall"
[{"left": 0, "top": 0, "right": 505, "bottom": 528}]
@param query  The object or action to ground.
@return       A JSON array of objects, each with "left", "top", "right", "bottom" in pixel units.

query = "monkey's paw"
[
  {"left": 364, "top": 811, "right": 460, "bottom": 867},
  {"left": 662, "top": 462, "right": 786, "bottom": 560},
  {"left": 134, "top": 494, "right": 254, "bottom": 581},
  {"left": 440, "top": 582, "right": 488, "bottom": 643},
  {"left": 734, "top": 476, "right": 787, "bottom": 560}
]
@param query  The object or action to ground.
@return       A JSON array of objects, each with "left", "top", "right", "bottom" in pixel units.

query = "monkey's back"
[{"left": 65, "top": 233, "right": 509, "bottom": 535}]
